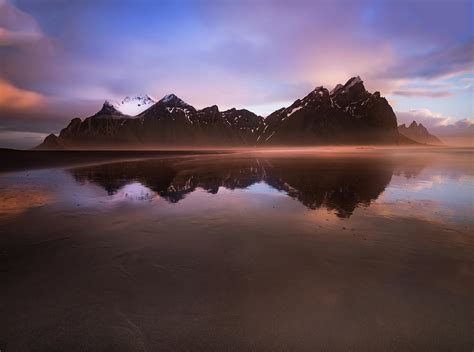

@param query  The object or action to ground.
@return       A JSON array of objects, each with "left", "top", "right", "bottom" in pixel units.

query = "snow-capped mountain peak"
[
  {"left": 100, "top": 100, "right": 123, "bottom": 115},
  {"left": 161, "top": 94, "right": 179, "bottom": 102},
  {"left": 159, "top": 94, "right": 190, "bottom": 107},
  {"left": 112, "top": 94, "right": 156, "bottom": 116}
]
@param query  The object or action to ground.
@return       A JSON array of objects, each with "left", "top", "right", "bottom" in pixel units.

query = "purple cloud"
[
  {"left": 0, "top": 0, "right": 472, "bottom": 148},
  {"left": 385, "top": 40, "right": 474, "bottom": 81},
  {"left": 392, "top": 90, "right": 454, "bottom": 98}
]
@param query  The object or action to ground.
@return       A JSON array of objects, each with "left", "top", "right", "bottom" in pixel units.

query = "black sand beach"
[{"left": 1, "top": 149, "right": 472, "bottom": 351}]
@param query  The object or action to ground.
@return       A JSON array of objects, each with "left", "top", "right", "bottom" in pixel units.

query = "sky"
[{"left": 0, "top": 0, "right": 473, "bottom": 148}]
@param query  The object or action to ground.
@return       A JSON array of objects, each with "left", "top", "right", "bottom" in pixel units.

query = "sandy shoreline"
[{"left": 3, "top": 146, "right": 469, "bottom": 173}]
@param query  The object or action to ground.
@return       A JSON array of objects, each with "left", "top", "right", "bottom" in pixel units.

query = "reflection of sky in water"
[
  {"left": 245, "top": 182, "right": 288, "bottom": 196},
  {"left": 376, "top": 171, "right": 473, "bottom": 223},
  {"left": 109, "top": 182, "right": 155, "bottom": 202},
  {"left": 0, "top": 151, "right": 472, "bottom": 226},
  {"left": 383, "top": 174, "right": 473, "bottom": 207}
]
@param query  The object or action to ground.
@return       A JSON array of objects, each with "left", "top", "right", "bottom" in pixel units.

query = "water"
[{"left": 0, "top": 149, "right": 472, "bottom": 351}]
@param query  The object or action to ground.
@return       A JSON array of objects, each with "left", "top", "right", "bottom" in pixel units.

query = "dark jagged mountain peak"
[
  {"left": 343, "top": 75, "right": 364, "bottom": 89},
  {"left": 330, "top": 76, "right": 368, "bottom": 106},
  {"left": 196, "top": 105, "right": 221, "bottom": 122},
  {"left": 258, "top": 76, "right": 399, "bottom": 145},
  {"left": 97, "top": 100, "right": 125, "bottom": 116},
  {"left": 222, "top": 108, "right": 263, "bottom": 131},
  {"left": 197, "top": 105, "right": 220, "bottom": 117},
  {"left": 157, "top": 94, "right": 191, "bottom": 108}
]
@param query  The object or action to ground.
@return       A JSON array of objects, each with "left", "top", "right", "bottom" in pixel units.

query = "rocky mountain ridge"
[
  {"left": 37, "top": 77, "right": 419, "bottom": 149},
  {"left": 258, "top": 77, "right": 399, "bottom": 145}
]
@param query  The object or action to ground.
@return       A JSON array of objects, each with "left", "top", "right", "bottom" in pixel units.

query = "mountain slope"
[{"left": 398, "top": 121, "right": 443, "bottom": 145}]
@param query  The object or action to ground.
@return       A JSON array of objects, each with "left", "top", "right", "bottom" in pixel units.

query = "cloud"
[
  {"left": 397, "top": 109, "right": 453, "bottom": 127},
  {"left": 389, "top": 40, "right": 474, "bottom": 81},
  {"left": 381, "top": 40, "right": 474, "bottom": 104},
  {"left": 397, "top": 109, "right": 473, "bottom": 138},
  {"left": 392, "top": 90, "right": 453, "bottom": 98},
  {"left": 0, "top": 27, "right": 42, "bottom": 45},
  {"left": 0, "top": 1, "right": 43, "bottom": 46},
  {"left": 0, "top": 0, "right": 406, "bottom": 104},
  {"left": 433, "top": 118, "right": 474, "bottom": 137},
  {"left": 0, "top": 79, "right": 45, "bottom": 110},
  {"left": 0, "top": 0, "right": 470, "bottom": 104},
  {"left": 0, "top": 0, "right": 472, "bottom": 149},
  {"left": 0, "top": 1, "right": 59, "bottom": 97}
]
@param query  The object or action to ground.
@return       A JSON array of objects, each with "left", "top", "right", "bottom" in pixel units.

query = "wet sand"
[
  {"left": 0, "top": 149, "right": 227, "bottom": 173},
  {"left": 0, "top": 150, "right": 473, "bottom": 351}
]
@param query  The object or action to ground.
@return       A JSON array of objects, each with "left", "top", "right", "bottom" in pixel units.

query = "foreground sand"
[{"left": 0, "top": 149, "right": 228, "bottom": 173}]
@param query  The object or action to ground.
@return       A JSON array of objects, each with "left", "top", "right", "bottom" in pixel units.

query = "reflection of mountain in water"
[
  {"left": 70, "top": 156, "right": 395, "bottom": 217},
  {"left": 263, "top": 158, "right": 392, "bottom": 218}
]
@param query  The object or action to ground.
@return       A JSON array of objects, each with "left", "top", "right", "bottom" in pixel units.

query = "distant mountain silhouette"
[
  {"left": 69, "top": 155, "right": 395, "bottom": 218},
  {"left": 398, "top": 121, "right": 443, "bottom": 145},
  {"left": 37, "top": 77, "right": 412, "bottom": 149}
]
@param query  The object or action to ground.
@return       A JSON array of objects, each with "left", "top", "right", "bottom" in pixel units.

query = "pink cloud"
[
  {"left": 0, "top": 79, "right": 45, "bottom": 110},
  {"left": 0, "top": 1, "right": 43, "bottom": 46},
  {"left": 397, "top": 109, "right": 455, "bottom": 128},
  {"left": 397, "top": 108, "right": 473, "bottom": 145},
  {"left": 392, "top": 90, "right": 454, "bottom": 98}
]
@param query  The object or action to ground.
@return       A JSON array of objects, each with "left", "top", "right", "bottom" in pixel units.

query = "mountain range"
[{"left": 36, "top": 77, "right": 442, "bottom": 149}]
